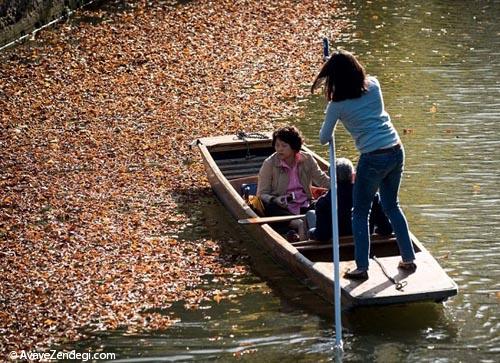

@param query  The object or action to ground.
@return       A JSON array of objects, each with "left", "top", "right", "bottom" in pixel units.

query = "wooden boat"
[{"left": 194, "top": 133, "right": 458, "bottom": 308}]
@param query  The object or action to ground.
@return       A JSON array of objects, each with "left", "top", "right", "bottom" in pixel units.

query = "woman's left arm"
[
  {"left": 319, "top": 102, "right": 340, "bottom": 145},
  {"left": 310, "top": 158, "right": 331, "bottom": 189}
]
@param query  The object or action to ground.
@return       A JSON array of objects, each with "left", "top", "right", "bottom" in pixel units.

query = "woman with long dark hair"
[{"left": 312, "top": 50, "right": 416, "bottom": 280}]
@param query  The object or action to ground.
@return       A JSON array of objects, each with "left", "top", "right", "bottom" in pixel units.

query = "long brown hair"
[{"left": 311, "top": 50, "right": 368, "bottom": 101}]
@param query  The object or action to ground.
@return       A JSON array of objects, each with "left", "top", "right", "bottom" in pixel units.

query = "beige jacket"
[{"left": 257, "top": 151, "right": 330, "bottom": 204}]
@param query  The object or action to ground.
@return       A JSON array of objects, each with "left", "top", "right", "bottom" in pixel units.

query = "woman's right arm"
[{"left": 319, "top": 102, "right": 340, "bottom": 145}]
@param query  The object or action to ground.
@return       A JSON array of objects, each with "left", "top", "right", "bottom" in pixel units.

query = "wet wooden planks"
[{"left": 314, "top": 252, "right": 457, "bottom": 305}]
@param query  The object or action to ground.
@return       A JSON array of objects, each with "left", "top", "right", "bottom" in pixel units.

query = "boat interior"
[{"left": 210, "top": 145, "right": 421, "bottom": 264}]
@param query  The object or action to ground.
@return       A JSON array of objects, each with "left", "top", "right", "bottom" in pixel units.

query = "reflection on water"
[{"left": 61, "top": 0, "right": 499, "bottom": 361}]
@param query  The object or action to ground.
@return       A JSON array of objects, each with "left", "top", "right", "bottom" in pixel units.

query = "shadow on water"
[{"left": 171, "top": 187, "right": 335, "bottom": 316}]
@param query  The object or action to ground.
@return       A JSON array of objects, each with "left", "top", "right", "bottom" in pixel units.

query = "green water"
[{"left": 62, "top": 0, "right": 499, "bottom": 361}]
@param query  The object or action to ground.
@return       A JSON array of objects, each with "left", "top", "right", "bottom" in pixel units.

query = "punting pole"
[
  {"left": 329, "top": 139, "right": 343, "bottom": 352},
  {"left": 323, "top": 37, "right": 330, "bottom": 61},
  {"left": 323, "top": 37, "right": 343, "bottom": 353}
]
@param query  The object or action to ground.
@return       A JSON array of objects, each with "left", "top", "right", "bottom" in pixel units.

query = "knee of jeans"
[
  {"left": 383, "top": 205, "right": 401, "bottom": 217},
  {"left": 352, "top": 207, "right": 370, "bottom": 219},
  {"left": 305, "top": 210, "right": 316, "bottom": 229}
]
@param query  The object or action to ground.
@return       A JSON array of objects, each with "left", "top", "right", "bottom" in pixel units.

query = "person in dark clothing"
[{"left": 307, "top": 158, "right": 392, "bottom": 241}]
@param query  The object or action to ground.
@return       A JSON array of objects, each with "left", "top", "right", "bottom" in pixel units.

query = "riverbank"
[
  {"left": 0, "top": 0, "right": 87, "bottom": 48},
  {"left": 0, "top": 0, "right": 346, "bottom": 352}
]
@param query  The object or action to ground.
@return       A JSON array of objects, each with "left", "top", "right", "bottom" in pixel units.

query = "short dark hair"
[
  {"left": 272, "top": 126, "right": 304, "bottom": 152},
  {"left": 311, "top": 49, "right": 367, "bottom": 101}
]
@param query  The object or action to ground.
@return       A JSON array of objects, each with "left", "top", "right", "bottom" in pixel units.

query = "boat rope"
[
  {"left": 372, "top": 256, "right": 407, "bottom": 291},
  {"left": 235, "top": 131, "right": 269, "bottom": 140},
  {"left": 235, "top": 131, "right": 269, "bottom": 159}
]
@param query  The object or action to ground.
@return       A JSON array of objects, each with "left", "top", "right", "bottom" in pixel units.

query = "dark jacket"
[{"left": 311, "top": 182, "right": 392, "bottom": 241}]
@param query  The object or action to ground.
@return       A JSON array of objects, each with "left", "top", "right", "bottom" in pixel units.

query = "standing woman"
[{"left": 311, "top": 50, "right": 416, "bottom": 279}]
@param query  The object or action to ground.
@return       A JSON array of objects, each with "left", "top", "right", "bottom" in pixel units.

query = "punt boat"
[{"left": 194, "top": 133, "right": 458, "bottom": 308}]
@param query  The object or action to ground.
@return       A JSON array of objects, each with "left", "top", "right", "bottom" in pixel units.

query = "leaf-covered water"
[
  {"left": 4, "top": 0, "right": 498, "bottom": 361},
  {"left": 68, "top": 0, "right": 500, "bottom": 361}
]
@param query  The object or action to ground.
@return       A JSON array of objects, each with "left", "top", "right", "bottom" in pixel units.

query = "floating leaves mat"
[{"left": 0, "top": 0, "right": 346, "bottom": 352}]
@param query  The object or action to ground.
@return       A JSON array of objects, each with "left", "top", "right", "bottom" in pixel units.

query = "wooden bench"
[{"left": 292, "top": 235, "right": 397, "bottom": 252}]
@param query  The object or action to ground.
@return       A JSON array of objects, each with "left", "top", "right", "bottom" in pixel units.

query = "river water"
[{"left": 65, "top": 0, "right": 499, "bottom": 361}]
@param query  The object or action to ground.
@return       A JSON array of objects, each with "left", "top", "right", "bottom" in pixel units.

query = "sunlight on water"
[{"left": 297, "top": 0, "right": 500, "bottom": 360}]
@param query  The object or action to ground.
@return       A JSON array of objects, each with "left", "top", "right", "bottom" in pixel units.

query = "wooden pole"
[{"left": 238, "top": 214, "right": 305, "bottom": 225}]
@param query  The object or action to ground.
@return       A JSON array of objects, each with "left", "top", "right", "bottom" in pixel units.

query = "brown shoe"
[
  {"left": 344, "top": 268, "right": 368, "bottom": 280},
  {"left": 398, "top": 261, "right": 417, "bottom": 271},
  {"left": 286, "top": 230, "right": 300, "bottom": 242}
]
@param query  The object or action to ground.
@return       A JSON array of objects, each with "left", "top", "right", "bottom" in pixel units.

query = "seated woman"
[{"left": 257, "top": 126, "right": 330, "bottom": 240}]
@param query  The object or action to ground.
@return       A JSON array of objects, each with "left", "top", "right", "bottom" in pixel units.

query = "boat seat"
[{"left": 290, "top": 234, "right": 397, "bottom": 248}]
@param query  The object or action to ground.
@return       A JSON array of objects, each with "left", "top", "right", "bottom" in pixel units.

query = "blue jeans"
[{"left": 352, "top": 146, "right": 415, "bottom": 270}]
